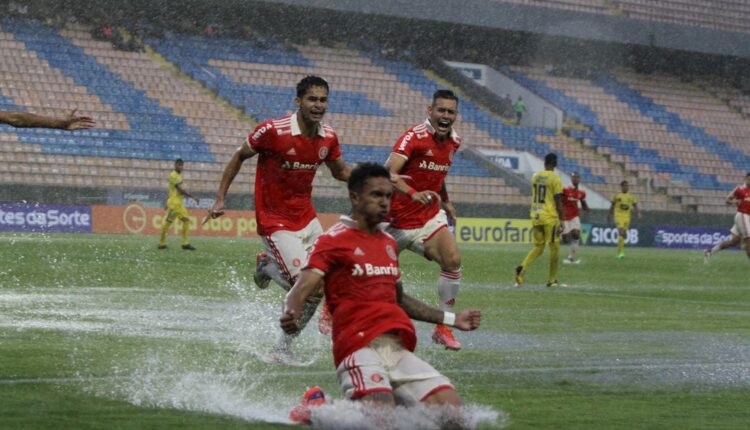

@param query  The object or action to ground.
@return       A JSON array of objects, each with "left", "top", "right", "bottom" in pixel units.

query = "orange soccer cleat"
[
  {"left": 289, "top": 386, "right": 326, "bottom": 425},
  {"left": 432, "top": 324, "right": 461, "bottom": 351}
]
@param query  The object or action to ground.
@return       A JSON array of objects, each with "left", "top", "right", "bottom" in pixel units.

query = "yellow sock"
[
  {"left": 549, "top": 241, "right": 560, "bottom": 282},
  {"left": 159, "top": 220, "right": 171, "bottom": 246},
  {"left": 617, "top": 236, "right": 625, "bottom": 254},
  {"left": 181, "top": 220, "right": 190, "bottom": 245},
  {"left": 521, "top": 244, "right": 545, "bottom": 273}
]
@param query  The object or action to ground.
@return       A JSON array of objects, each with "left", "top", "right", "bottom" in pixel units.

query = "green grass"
[{"left": 1, "top": 233, "right": 749, "bottom": 429}]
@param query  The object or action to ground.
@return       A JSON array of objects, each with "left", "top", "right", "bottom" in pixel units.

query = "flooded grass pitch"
[{"left": 1, "top": 234, "right": 749, "bottom": 428}]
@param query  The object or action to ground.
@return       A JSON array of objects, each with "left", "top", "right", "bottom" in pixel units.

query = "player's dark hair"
[
  {"left": 175, "top": 158, "right": 184, "bottom": 164},
  {"left": 432, "top": 89, "right": 459, "bottom": 107},
  {"left": 297, "top": 75, "right": 329, "bottom": 98},
  {"left": 621, "top": 180, "right": 629, "bottom": 186},
  {"left": 348, "top": 163, "right": 390, "bottom": 193},
  {"left": 544, "top": 153, "right": 557, "bottom": 167},
  {"left": 746, "top": 172, "right": 750, "bottom": 177}
]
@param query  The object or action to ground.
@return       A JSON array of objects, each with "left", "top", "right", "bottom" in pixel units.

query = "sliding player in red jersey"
[
  {"left": 385, "top": 89, "right": 464, "bottom": 351},
  {"left": 704, "top": 172, "right": 750, "bottom": 262},
  {"left": 561, "top": 172, "right": 589, "bottom": 264},
  {"left": 281, "top": 163, "right": 480, "bottom": 425}
]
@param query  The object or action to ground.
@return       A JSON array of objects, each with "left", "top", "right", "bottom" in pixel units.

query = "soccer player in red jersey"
[
  {"left": 209, "top": 76, "right": 350, "bottom": 360},
  {"left": 704, "top": 172, "right": 750, "bottom": 262},
  {"left": 384, "top": 89, "right": 464, "bottom": 351},
  {"left": 281, "top": 163, "right": 480, "bottom": 417},
  {"left": 561, "top": 172, "right": 589, "bottom": 264}
]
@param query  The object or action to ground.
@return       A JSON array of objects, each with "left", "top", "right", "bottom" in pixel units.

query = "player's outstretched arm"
[
  {"left": 0, "top": 109, "right": 94, "bottom": 130},
  {"left": 385, "top": 154, "right": 438, "bottom": 205},
  {"left": 209, "top": 142, "right": 255, "bottom": 218},
  {"left": 397, "top": 281, "right": 480, "bottom": 331},
  {"left": 281, "top": 269, "right": 324, "bottom": 335}
]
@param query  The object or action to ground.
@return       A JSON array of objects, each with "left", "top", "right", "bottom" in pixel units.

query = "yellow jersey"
[
  {"left": 167, "top": 170, "right": 184, "bottom": 208},
  {"left": 612, "top": 192, "right": 637, "bottom": 219},
  {"left": 530, "top": 170, "right": 563, "bottom": 225}
]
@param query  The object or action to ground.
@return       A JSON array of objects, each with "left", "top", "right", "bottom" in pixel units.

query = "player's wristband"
[
  {"left": 407, "top": 188, "right": 417, "bottom": 197},
  {"left": 442, "top": 312, "right": 456, "bottom": 327}
]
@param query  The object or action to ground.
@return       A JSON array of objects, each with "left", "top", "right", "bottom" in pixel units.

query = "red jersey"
[
  {"left": 731, "top": 185, "right": 750, "bottom": 215},
  {"left": 562, "top": 186, "right": 587, "bottom": 221},
  {"left": 388, "top": 120, "right": 461, "bottom": 229},
  {"left": 247, "top": 112, "right": 342, "bottom": 235},
  {"left": 304, "top": 216, "right": 416, "bottom": 367}
]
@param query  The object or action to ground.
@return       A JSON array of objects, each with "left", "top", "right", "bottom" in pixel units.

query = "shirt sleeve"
[
  {"left": 304, "top": 235, "right": 338, "bottom": 275},
  {"left": 326, "top": 132, "right": 342, "bottom": 162},
  {"left": 392, "top": 130, "right": 417, "bottom": 159},
  {"left": 247, "top": 120, "right": 275, "bottom": 152}
]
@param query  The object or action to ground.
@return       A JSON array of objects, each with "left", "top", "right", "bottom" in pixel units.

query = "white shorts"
[
  {"left": 261, "top": 218, "right": 323, "bottom": 288},
  {"left": 730, "top": 212, "right": 750, "bottom": 239},
  {"left": 562, "top": 217, "right": 581, "bottom": 235},
  {"left": 385, "top": 210, "right": 449, "bottom": 257},
  {"left": 336, "top": 335, "right": 453, "bottom": 406}
]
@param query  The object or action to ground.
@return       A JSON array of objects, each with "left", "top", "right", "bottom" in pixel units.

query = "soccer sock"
[
  {"left": 521, "top": 244, "right": 545, "bottom": 272},
  {"left": 549, "top": 241, "right": 560, "bottom": 282},
  {"left": 264, "top": 263, "right": 293, "bottom": 290},
  {"left": 159, "top": 220, "right": 172, "bottom": 245},
  {"left": 438, "top": 269, "right": 461, "bottom": 312},
  {"left": 617, "top": 236, "right": 625, "bottom": 254},
  {"left": 181, "top": 220, "right": 190, "bottom": 245},
  {"left": 569, "top": 239, "right": 579, "bottom": 260}
]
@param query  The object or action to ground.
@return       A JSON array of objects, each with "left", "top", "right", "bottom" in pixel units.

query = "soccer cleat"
[
  {"left": 703, "top": 249, "right": 712, "bottom": 264},
  {"left": 562, "top": 258, "right": 572, "bottom": 265},
  {"left": 616, "top": 253, "right": 625, "bottom": 259},
  {"left": 318, "top": 303, "right": 332, "bottom": 335},
  {"left": 157, "top": 244, "right": 167, "bottom": 250},
  {"left": 432, "top": 324, "right": 461, "bottom": 351},
  {"left": 253, "top": 252, "right": 272, "bottom": 289},
  {"left": 182, "top": 244, "right": 196, "bottom": 251},
  {"left": 289, "top": 386, "right": 327, "bottom": 425},
  {"left": 514, "top": 265, "right": 524, "bottom": 287},
  {"left": 546, "top": 280, "right": 568, "bottom": 288}
]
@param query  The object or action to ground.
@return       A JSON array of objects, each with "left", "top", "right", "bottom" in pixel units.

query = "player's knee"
[
  {"left": 571, "top": 231, "right": 580, "bottom": 241},
  {"left": 422, "top": 387, "right": 463, "bottom": 407},
  {"left": 441, "top": 253, "right": 461, "bottom": 272}
]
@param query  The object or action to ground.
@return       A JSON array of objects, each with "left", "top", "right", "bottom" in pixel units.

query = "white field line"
[{"left": 3, "top": 360, "right": 749, "bottom": 386}]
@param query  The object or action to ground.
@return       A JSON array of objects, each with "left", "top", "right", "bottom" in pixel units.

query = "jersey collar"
[
  {"left": 290, "top": 111, "right": 326, "bottom": 138},
  {"left": 339, "top": 215, "right": 389, "bottom": 231},
  {"left": 423, "top": 118, "right": 459, "bottom": 140}
]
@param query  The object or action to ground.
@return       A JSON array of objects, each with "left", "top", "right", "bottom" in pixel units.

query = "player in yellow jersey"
[
  {"left": 158, "top": 159, "right": 199, "bottom": 250},
  {"left": 515, "top": 153, "right": 566, "bottom": 288},
  {"left": 607, "top": 180, "right": 640, "bottom": 259}
]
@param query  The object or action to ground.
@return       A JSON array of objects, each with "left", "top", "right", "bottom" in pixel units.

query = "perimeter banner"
[
  {"left": 91, "top": 204, "right": 340, "bottom": 238},
  {"left": 456, "top": 218, "right": 534, "bottom": 244},
  {"left": 653, "top": 225, "right": 732, "bottom": 249},
  {"left": 0, "top": 203, "right": 92, "bottom": 233}
]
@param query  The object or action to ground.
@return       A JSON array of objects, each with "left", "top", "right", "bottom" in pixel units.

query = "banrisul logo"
[{"left": 580, "top": 223, "right": 592, "bottom": 244}]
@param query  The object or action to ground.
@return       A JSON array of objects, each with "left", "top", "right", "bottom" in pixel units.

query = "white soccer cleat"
[
  {"left": 253, "top": 252, "right": 272, "bottom": 289},
  {"left": 703, "top": 249, "right": 711, "bottom": 264}
]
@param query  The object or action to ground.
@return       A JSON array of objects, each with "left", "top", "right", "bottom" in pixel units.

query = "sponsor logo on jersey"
[
  {"left": 318, "top": 147, "right": 329, "bottom": 160},
  {"left": 351, "top": 263, "right": 399, "bottom": 277},
  {"left": 251, "top": 123, "right": 274, "bottom": 142},
  {"left": 397, "top": 132, "right": 414, "bottom": 152},
  {"left": 354, "top": 247, "right": 365, "bottom": 256},
  {"left": 425, "top": 149, "right": 434, "bottom": 156},
  {"left": 282, "top": 160, "right": 320, "bottom": 170},
  {"left": 287, "top": 148, "right": 297, "bottom": 155},
  {"left": 418, "top": 160, "right": 451, "bottom": 172}
]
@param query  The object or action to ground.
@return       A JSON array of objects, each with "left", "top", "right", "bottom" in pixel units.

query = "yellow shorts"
[
  {"left": 615, "top": 217, "right": 630, "bottom": 231},
  {"left": 166, "top": 204, "right": 189, "bottom": 222},
  {"left": 531, "top": 222, "right": 559, "bottom": 245}
]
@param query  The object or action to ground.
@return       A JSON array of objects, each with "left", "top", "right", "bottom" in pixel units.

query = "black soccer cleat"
[
  {"left": 157, "top": 244, "right": 167, "bottom": 250},
  {"left": 182, "top": 244, "right": 196, "bottom": 251}
]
